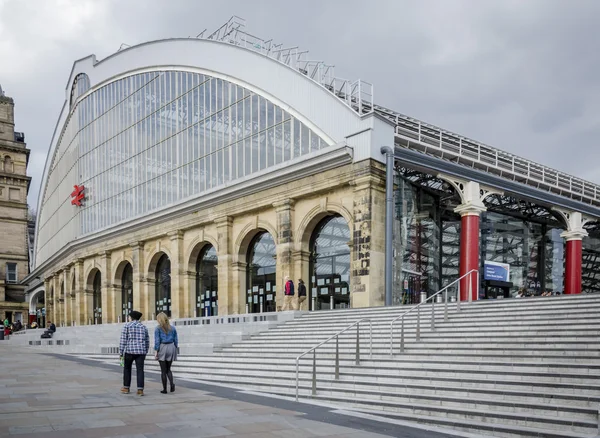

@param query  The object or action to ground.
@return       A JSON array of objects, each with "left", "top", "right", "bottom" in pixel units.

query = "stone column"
[
  {"left": 73, "top": 259, "right": 86, "bottom": 325},
  {"left": 185, "top": 271, "right": 196, "bottom": 317},
  {"left": 168, "top": 231, "right": 184, "bottom": 319},
  {"left": 43, "top": 277, "right": 53, "bottom": 326},
  {"left": 293, "top": 250, "right": 311, "bottom": 310},
  {"left": 559, "top": 212, "right": 588, "bottom": 294},
  {"left": 61, "top": 269, "right": 68, "bottom": 326},
  {"left": 352, "top": 172, "right": 386, "bottom": 308},
  {"left": 215, "top": 216, "right": 233, "bottom": 315},
  {"left": 232, "top": 261, "right": 247, "bottom": 314},
  {"left": 130, "top": 242, "right": 145, "bottom": 317},
  {"left": 100, "top": 251, "right": 113, "bottom": 323},
  {"left": 274, "top": 200, "right": 294, "bottom": 311}
]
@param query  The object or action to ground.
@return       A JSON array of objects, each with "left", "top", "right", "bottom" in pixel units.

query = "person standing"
[
  {"left": 283, "top": 276, "right": 295, "bottom": 310},
  {"left": 297, "top": 279, "right": 307, "bottom": 310},
  {"left": 154, "top": 312, "right": 178, "bottom": 394},
  {"left": 119, "top": 310, "right": 149, "bottom": 396}
]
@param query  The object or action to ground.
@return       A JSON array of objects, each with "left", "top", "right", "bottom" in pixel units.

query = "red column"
[
  {"left": 459, "top": 213, "right": 479, "bottom": 301},
  {"left": 564, "top": 238, "right": 583, "bottom": 294}
]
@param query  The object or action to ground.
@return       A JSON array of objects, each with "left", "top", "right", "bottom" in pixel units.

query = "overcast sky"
[{"left": 1, "top": 0, "right": 599, "bottom": 209}]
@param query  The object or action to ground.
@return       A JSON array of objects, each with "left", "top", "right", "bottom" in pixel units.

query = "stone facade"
[
  {"left": 0, "top": 90, "right": 31, "bottom": 323},
  {"left": 41, "top": 159, "right": 386, "bottom": 325}
]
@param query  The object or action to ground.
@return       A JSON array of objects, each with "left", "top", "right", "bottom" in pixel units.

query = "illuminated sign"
[{"left": 484, "top": 261, "right": 510, "bottom": 282}]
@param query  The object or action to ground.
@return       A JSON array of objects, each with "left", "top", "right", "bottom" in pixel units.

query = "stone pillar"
[
  {"left": 61, "top": 269, "right": 68, "bottom": 326},
  {"left": 232, "top": 261, "right": 247, "bottom": 314},
  {"left": 560, "top": 212, "right": 588, "bottom": 295},
  {"left": 100, "top": 251, "right": 112, "bottom": 323},
  {"left": 43, "top": 277, "right": 53, "bottom": 326},
  {"left": 293, "top": 250, "right": 311, "bottom": 310},
  {"left": 73, "top": 259, "right": 86, "bottom": 325},
  {"left": 274, "top": 200, "right": 294, "bottom": 311},
  {"left": 454, "top": 181, "right": 486, "bottom": 301},
  {"left": 185, "top": 271, "right": 196, "bottom": 317},
  {"left": 215, "top": 216, "right": 233, "bottom": 315},
  {"left": 352, "top": 172, "right": 386, "bottom": 308},
  {"left": 130, "top": 242, "right": 145, "bottom": 317},
  {"left": 168, "top": 231, "right": 184, "bottom": 319}
]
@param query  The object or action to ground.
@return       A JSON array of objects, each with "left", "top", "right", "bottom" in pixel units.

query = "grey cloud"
[{"left": 1, "top": 0, "right": 599, "bottom": 209}]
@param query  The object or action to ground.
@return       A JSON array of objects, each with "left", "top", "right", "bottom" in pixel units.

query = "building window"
[{"left": 6, "top": 263, "right": 17, "bottom": 283}]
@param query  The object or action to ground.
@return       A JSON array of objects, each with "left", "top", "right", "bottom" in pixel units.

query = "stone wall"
[{"left": 41, "top": 159, "right": 387, "bottom": 325}]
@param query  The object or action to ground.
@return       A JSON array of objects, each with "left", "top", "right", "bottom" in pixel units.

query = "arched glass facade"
[
  {"left": 70, "top": 73, "right": 90, "bottom": 107},
  {"left": 309, "top": 216, "right": 351, "bottom": 310},
  {"left": 37, "top": 70, "right": 329, "bottom": 266},
  {"left": 195, "top": 245, "right": 218, "bottom": 317},
  {"left": 121, "top": 263, "right": 133, "bottom": 321},
  {"left": 247, "top": 232, "right": 276, "bottom": 313},
  {"left": 92, "top": 271, "right": 102, "bottom": 324},
  {"left": 155, "top": 254, "right": 171, "bottom": 317}
]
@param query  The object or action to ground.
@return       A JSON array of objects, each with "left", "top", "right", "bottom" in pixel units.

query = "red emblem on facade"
[{"left": 70, "top": 185, "right": 85, "bottom": 206}]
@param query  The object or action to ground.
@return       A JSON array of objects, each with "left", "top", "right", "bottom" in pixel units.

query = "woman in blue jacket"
[{"left": 154, "top": 312, "right": 178, "bottom": 394}]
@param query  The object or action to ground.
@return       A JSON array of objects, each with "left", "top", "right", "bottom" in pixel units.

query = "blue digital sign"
[{"left": 484, "top": 261, "right": 510, "bottom": 282}]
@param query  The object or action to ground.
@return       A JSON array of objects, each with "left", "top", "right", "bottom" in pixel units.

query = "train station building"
[{"left": 25, "top": 18, "right": 600, "bottom": 325}]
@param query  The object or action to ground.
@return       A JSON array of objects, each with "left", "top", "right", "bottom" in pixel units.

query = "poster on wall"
[{"left": 484, "top": 261, "right": 510, "bottom": 282}]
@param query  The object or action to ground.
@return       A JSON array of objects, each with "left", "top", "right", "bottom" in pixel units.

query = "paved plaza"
[{"left": 0, "top": 345, "right": 459, "bottom": 438}]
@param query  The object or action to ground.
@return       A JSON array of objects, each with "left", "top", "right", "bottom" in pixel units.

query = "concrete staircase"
[{"left": 74, "top": 294, "right": 600, "bottom": 437}]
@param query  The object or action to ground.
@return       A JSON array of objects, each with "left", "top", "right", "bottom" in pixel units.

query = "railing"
[
  {"left": 295, "top": 318, "right": 372, "bottom": 401},
  {"left": 389, "top": 270, "right": 479, "bottom": 356},
  {"left": 372, "top": 104, "right": 600, "bottom": 207}
]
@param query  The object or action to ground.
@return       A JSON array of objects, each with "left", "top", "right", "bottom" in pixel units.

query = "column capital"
[
  {"left": 454, "top": 203, "right": 486, "bottom": 217},
  {"left": 129, "top": 241, "right": 145, "bottom": 250},
  {"left": 272, "top": 199, "right": 295, "bottom": 210},
  {"left": 167, "top": 230, "right": 184, "bottom": 239},
  {"left": 98, "top": 250, "right": 111, "bottom": 259},
  {"left": 560, "top": 229, "right": 588, "bottom": 241},
  {"left": 232, "top": 261, "right": 247, "bottom": 270},
  {"left": 214, "top": 216, "right": 233, "bottom": 227}
]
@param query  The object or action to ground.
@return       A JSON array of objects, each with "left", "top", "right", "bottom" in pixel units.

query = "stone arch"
[
  {"left": 186, "top": 234, "right": 219, "bottom": 273},
  {"left": 296, "top": 202, "right": 353, "bottom": 253},
  {"left": 29, "top": 288, "right": 45, "bottom": 311},
  {"left": 59, "top": 279, "right": 65, "bottom": 298},
  {"left": 86, "top": 267, "right": 101, "bottom": 291},
  {"left": 113, "top": 258, "right": 134, "bottom": 287},
  {"left": 146, "top": 249, "right": 172, "bottom": 281},
  {"left": 234, "top": 220, "right": 278, "bottom": 264}
]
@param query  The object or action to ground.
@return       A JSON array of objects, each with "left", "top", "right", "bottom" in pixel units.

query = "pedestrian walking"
[
  {"left": 154, "top": 312, "right": 178, "bottom": 394},
  {"left": 297, "top": 279, "right": 307, "bottom": 310},
  {"left": 283, "top": 276, "right": 295, "bottom": 310},
  {"left": 119, "top": 310, "right": 149, "bottom": 396}
]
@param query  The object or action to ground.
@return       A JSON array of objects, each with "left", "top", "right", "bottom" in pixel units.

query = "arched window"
[
  {"left": 121, "top": 264, "right": 133, "bottom": 321},
  {"left": 93, "top": 271, "right": 102, "bottom": 324},
  {"left": 155, "top": 255, "right": 171, "bottom": 317},
  {"left": 196, "top": 245, "right": 218, "bottom": 317},
  {"left": 246, "top": 232, "right": 276, "bottom": 313},
  {"left": 309, "top": 215, "right": 351, "bottom": 310}
]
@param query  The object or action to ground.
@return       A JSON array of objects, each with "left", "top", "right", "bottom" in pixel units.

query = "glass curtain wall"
[
  {"left": 196, "top": 245, "right": 218, "bottom": 317},
  {"left": 246, "top": 232, "right": 276, "bottom": 313},
  {"left": 394, "top": 170, "right": 576, "bottom": 300},
  {"left": 155, "top": 255, "right": 171, "bottom": 317},
  {"left": 583, "top": 232, "right": 600, "bottom": 293}
]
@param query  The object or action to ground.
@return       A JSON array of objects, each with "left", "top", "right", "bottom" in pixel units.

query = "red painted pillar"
[
  {"left": 564, "top": 238, "right": 583, "bottom": 294},
  {"left": 459, "top": 213, "right": 480, "bottom": 301}
]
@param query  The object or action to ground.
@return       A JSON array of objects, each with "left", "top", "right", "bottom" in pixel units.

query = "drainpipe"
[{"left": 381, "top": 146, "right": 394, "bottom": 307}]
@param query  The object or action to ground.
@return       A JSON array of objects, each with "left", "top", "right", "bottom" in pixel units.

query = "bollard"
[{"left": 330, "top": 295, "right": 334, "bottom": 310}]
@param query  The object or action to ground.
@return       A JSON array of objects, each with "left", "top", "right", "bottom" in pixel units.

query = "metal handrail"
[
  {"left": 389, "top": 269, "right": 479, "bottom": 356},
  {"left": 295, "top": 318, "right": 372, "bottom": 401}
]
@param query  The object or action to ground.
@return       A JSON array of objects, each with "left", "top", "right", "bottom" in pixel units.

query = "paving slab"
[{"left": 0, "top": 344, "right": 463, "bottom": 438}]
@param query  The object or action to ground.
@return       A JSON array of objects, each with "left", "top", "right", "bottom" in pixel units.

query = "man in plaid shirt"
[{"left": 119, "top": 310, "right": 149, "bottom": 396}]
